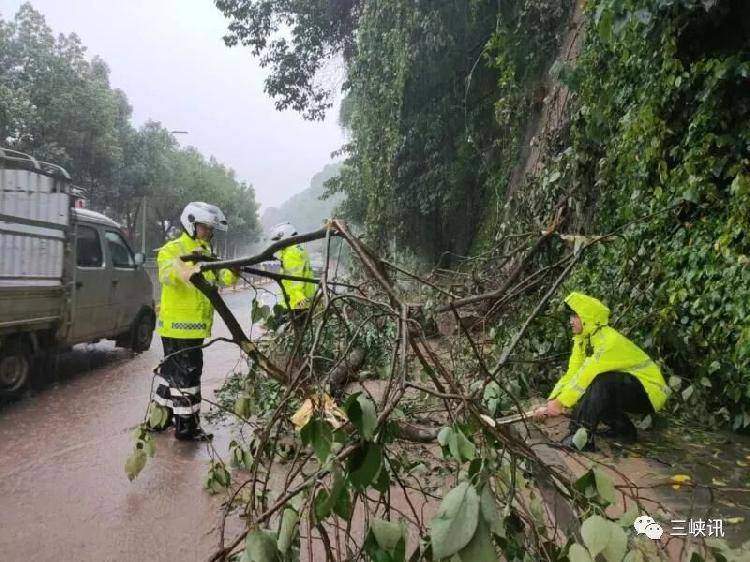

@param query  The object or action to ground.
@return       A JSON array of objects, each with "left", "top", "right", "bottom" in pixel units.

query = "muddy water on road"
[{"left": 0, "top": 290, "right": 259, "bottom": 562}]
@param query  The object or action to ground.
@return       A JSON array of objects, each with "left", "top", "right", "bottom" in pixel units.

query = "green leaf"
[
  {"left": 148, "top": 404, "right": 164, "bottom": 429},
  {"left": 205, "top": 461, "right": 231, "bottom": 493},
  {"left": 430, "top": 482, "right": 480, "bottom": 560},
  {"left": 301, "top": 418, "right": 332, "bottom": 463},
  {"left": 370, "top": 518, "right": 406, "bottom": 553},
  {"left": 439, "top": 425, "right": 476, "bottom": 463},
  {"left": 333, "top": 487, "right": 352, "bottom": 519},
  {"left": 602, "top": 523, "right": 628, "bottom": 562},
  {"left": 314, "top": 489, "right": 332, "bottom": 522},
  {"left": 345, "top": 393, "right": 377, "bottom": 441},
  {"left": 594, "top": 469, "right": 615, "bottom": 504},
  {"left": 348, "top": 442, "right": 383, "bottom": 489},
  {"left": 251, "top": 300, "right": 271, "bottom": 324},
  {"left": 617, "top": 504, "right": 639, "bottom": 528},
  {"left": 569, "top": 544, "right": 594, "bottom": 562},
  {"left": 574, "top": 470, "right": 597, "bottom": 497},
  {"left": 597, "top": 8, "right": 614, "bottom": 43},
  {"left": 479, "top": 486, "right": 504, "bottom": 538},
  {"left": 572, "top": 427, "right": 589, "bottom": 451},
  {"left": 235, "top": 395, "right": 252, "bottom": 419},
  {"left": 682, "top": 187, "right": 699, "bottom": 203},
  {"left": 449, "top": 427, "right": 476, "bottom": 462},
  {"left": 125, "top": 448, "right": 147, "bottom": 481},
  {"left": 682, "top": 385, "right": 695, "bottom": 401},
  {"left": 277, "top": 508, "right": 299, "bottom": 554},
  {"left": 458, "top": 516, "right": 498, "bottom": 562},
  {"left": 623, "top": 550, "right": 645, "bottom": 562},
  {"left": 244, "top": 529, "right": 281, "bottom": 562},
  {"left": 372, "top": 461, "right": 391, "bottom": 493},
  {"left": 581, "top": 515, "right": 611, "bottom": 557},
  {"left": 315, "top": 464, "right": 346, "bottom": 521},
  {"left": 437, "top": 426, "right": 452, "bottom": 447},
  {"left": 215, "top": 464, "right": 231, "bottom": 487},
  {"left": 143, "top": 437, "right": 156, "bottom": 458},
  {"left": 230, "top": 440, "right": 253, "bottom": 469}
]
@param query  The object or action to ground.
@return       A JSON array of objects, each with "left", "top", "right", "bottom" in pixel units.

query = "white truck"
[{"left": 0, "top": 148, "right": 155, "bottom": 397}]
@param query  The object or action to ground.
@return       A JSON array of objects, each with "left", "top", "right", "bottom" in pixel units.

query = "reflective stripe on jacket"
[
  {"left": 548, "top": 292, "right": 669, "bottom": 411},
  {"left": 157, "top": 232, "right": 238, "bottom": 339},
  {"left": 277, "top": 244, "right": 316, "bottom": 310}
]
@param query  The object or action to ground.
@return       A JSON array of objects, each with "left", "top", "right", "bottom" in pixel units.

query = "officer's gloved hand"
[
  {"left": 172, "top": 258, "right": 201, "bottom": 283},
  {"left": 179, "top": 263, "right": 201, "bottom": 283}
]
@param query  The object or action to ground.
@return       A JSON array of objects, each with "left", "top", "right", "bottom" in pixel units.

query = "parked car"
[{"left": 0, "top": 148, "right": 155, "bottom": 397}]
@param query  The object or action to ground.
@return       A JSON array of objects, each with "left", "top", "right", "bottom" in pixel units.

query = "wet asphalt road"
[{"left": 0, "top": 289, "right": 261, "bottom": 562}]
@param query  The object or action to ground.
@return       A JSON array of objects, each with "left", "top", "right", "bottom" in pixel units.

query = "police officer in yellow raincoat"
[
  {"left": 151, "top": 202, "right": 238, "bottom": 441},
  {"left": 269, "top": 222, "right": 316, "bottom": 322},
  {"left": 533, "top": 292, "right": 670, "bottom": 450}
]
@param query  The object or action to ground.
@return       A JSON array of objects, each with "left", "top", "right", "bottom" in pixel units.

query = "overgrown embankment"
[{"left": 482, "top": 0, "right": 750, "bottom": 431}]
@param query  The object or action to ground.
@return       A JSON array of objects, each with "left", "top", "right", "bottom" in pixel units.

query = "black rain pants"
[
  {"left": 568, "top": 371, "right": 654, "bottom": 439},
  {"left": 153, "top": 337, "right": 204, "bottom": 438}
]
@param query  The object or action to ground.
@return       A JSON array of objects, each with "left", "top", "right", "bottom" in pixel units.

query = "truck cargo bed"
[
  {"left": 0, "top": 149, "right": 70, "bottom": 336},
  {"left": 0, "top": 285, "right": 63, "bottom": 334}
]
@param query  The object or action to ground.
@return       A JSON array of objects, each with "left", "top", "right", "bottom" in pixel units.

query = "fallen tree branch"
[
  {"left": 435, "top": 228, "right": 555, "bottom": 312},
  {"left": 198, "top": 224, "right": 336, "bottom": 271}
]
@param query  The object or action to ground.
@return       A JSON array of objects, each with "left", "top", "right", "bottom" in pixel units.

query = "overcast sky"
[{"left": 0, "top": 0, "right": 346, "bottom": 210}]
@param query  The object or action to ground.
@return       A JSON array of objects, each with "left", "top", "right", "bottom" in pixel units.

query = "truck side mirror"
[{"left": 134, "top": 252, "right": 145, "bottom": 266}]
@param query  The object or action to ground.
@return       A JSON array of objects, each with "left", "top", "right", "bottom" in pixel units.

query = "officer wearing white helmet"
[
  {"left": 271, "top": 221, "right": 316, "bottom": 316},
  {"left": 150, "top": 202, "right": 238, "bottom": 441}
]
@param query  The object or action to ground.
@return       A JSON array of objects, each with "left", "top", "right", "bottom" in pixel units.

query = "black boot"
[
  {"left": 186, "top": 427, "right": 214, "bottom": 442},
  {"left": 175, "top": 414, "right": 213, "bottom": 441},
  {"left": 600, "top": 415, "right": 637, "bottom": 443}
]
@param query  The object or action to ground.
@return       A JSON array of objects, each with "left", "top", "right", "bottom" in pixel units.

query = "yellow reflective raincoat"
[
  {"left": 277, "top": 244, "right": 316, "bottom": 310},
  {"left": 157, "top": 232, "right": 238, "bottom": 339},
  {"left": 548, "top": 292, "right": 669, "bottom": 410}
]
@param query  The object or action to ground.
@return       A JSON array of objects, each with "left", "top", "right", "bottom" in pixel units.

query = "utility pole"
[{"left": 141, "top": 195, "right": 147, "bottom": 254}]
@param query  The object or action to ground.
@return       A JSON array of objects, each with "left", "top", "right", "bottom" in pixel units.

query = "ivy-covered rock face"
[
  {"left": 496, "top": 0, "right": 750, "bottom": 430},
  {"left": 328, "top": 0, "right": 548, "bottom": 264}
]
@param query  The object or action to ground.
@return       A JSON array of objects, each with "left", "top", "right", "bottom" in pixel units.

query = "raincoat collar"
[
  {"left": 177, "top": 231, "right": 210, "bottom": 252},
  {"left": 565, "top": 292, "right": 610, "bottom": 337}
]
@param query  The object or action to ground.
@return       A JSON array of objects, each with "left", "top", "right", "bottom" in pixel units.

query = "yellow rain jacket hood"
[
  {"left": 277, "top": 244, "right": 316, "bottom": 310},
  {"left": 548, "top": 292, "right": 669, "bottom": 410},
  {"left": 156, "top": 232, "right": 238, "bottom": 339}
]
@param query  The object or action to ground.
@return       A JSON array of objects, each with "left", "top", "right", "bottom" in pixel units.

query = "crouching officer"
[
  {"left": 533, "top": 292, "right": 670, "bottom": 450},
  {"left": 269, "top": 221, "right": 316, "bottom": 326},
  {"left": 151, "top": 202, "right": 238, "bottom": 441}
]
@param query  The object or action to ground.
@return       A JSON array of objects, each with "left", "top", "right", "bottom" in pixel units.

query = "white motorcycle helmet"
[
  {"left": 270, "top": 221, "right": 298, "bottom": 241},
  {"left": 180, "top": 202, "right": 228, "bottom": 238}
]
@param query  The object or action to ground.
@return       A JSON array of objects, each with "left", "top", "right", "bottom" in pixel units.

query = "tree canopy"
[{"left": 0, "top": 3, "right": 261, "bottom": 254}]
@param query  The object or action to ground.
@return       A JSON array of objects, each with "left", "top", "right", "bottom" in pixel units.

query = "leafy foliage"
[
  {"left": 495, "top": 0, "right": 750, "bottom": 428},
  {"left": 0, "top": 3, "right": 261, "bottom": 254},
  {"left": 214, "top": 0, "right": 360, "bottom": 120},
  {"left": 328, "top": 1, "right": 510, "bottom": 262}
]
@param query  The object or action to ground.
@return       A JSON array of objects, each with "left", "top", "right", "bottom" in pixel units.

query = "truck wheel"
[
  {"left": 130, "top": 311, "right": 155, "bottom": 353},
  {"left": 0, "top": 340, "right": 32, "bottom": 398}
]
